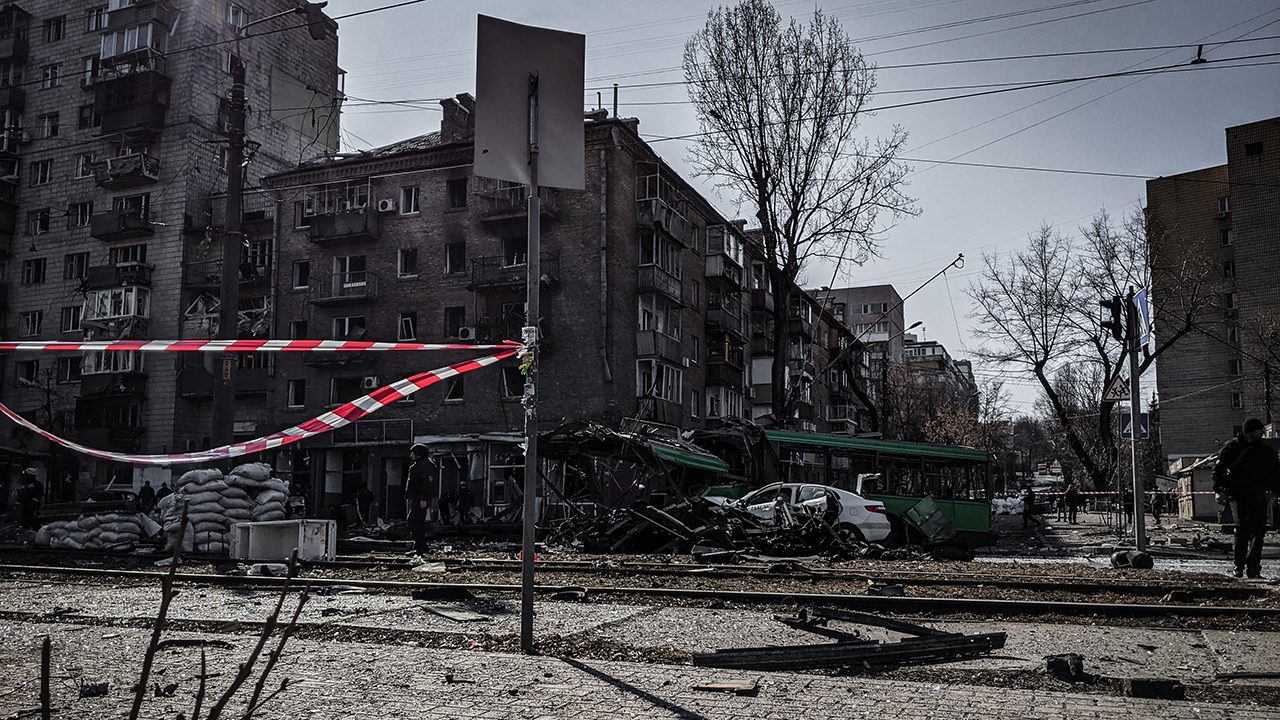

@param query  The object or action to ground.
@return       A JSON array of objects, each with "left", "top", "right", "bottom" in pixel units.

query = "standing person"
[
  {"left": 138, "top": 480, "right": 156, "bottom": 514},
  {"left": 1065, "top": 484, "right": 1082, "bottom": 525},
  {"left": 154, "top": 482, "right": 172, "bottom": 504},
  {"left": 1150, "top": 490, "right": 1163, "bottom": 526},
  {"left": 18, "top": 468, "right": 43, "bottom": 530},
  {"left": 1213, "top": 418, "right": 1280, "bottom": 579},
  {"left": 405, "top": 444, "right": 432, "bottom": 554},
  {"left": 1055, "top": 492, "right": 1067, "bottom": 522},
  {"left": 1021, "top": 485, "right": 1040, "bottom": 529}
]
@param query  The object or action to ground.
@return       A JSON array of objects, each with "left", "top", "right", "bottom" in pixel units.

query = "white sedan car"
[{"left": 717, "top": 482, "right": 894, "bottom": 543}]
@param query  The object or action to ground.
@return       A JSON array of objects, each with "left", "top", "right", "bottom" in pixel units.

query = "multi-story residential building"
[
  {"left": 810, "top": 283, "right": 907, "bottom": 433},
  {"left": 883, "top": 333, "right": 977, "bottom": 441},
  {"left": 260, "top": 99, "right": 762, "bottom": 515},
  {"left": 1148, "top": 116, "right": 1280, "bottom": 464},
  {"left": 0, "top": 1, "right": 340, "bottom": 497}
]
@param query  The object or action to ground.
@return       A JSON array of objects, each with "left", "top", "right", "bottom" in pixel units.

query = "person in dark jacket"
[
  {"left": 1213, "top": 418, "right": 1280, "bottom": 578},
  {"left": 405, "top": 443, "right": 433, "bottom": 554},
  {"left": 138, "top": 481, "right": 156, "bottom": 514},
  {"left": 154, "top": 482, "right": 172, "bottom": 503},
  {"left": 1021, "top": 485, "right": 1040, "bottom": 529},
  {"left": 18, "top": 469, "right": 43, "bottom": 530},
  {"left": 1065, "top": 484, "right": 1082, "bottom": 524}
]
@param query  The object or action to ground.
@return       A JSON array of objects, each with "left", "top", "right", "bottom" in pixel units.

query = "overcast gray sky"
[{"left": 325, "top": 0, "right": 1280, "bottom": 414}]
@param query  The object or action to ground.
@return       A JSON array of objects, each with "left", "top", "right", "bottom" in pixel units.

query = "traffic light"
[{"left": 1100, "top": 296, "right": 1124, "bottom": 341}]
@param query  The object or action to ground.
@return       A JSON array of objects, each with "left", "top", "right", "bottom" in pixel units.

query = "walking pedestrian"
[
  {"left": 405, "top": 443, "right": 433, "bottom": 554},
  {"left": 1065, "top": 484, "right": 1082, "bottom": 524},
  {"left": 17, "top": 468, "right": 43, "bottom": 530},
  {"left": 155, "top": 482, "right": 173, "bottom": 504},
  {"left": 1213, "top": 418, "right": 1280, "bottom": 579},
  {"left": 138, "top": 480, "right": 156, "bottom": 514},
  {"left": 1021, "top": 485, "right": 1041, "bottom": 529}
]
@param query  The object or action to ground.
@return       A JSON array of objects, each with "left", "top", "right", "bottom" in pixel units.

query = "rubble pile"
[
  {"left": 549, "top": 496, "right": 877, "bottom": 560},
  {"left": 34, "top": 512, "right": 145, "bottom": 551},
  {"left": 158, "top": 463, "right": 290, "bottom": 555}
]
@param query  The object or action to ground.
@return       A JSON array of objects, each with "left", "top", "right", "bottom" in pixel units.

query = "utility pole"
[
  {"left": 212, "top": 57, "right": 246, "bottom": 449},
  {"left": 520, "top": 72, "right": 541, "bottom": 655},
  {"left": 1126, "top": 288, "right": 1146, "bottom": 551}
]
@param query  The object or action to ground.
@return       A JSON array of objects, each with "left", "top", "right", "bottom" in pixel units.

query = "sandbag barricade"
[
  {"left": 156, "top": 465, "right": 292, "bottom": 555},
  {"left": 35, "top": 512, "right": 146, "bottom": 551}
]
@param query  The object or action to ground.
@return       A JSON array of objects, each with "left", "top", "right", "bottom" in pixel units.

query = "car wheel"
[{"left": 836, "top": 523, "right": 865, "bottom": 544}]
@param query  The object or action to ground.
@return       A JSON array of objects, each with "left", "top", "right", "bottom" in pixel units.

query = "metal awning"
[
  {"left": 648, "top": 440, "right": 731, "bottom": 474},
  {"left": 763, "top": 429, "right": 992, "bottom": 463}
]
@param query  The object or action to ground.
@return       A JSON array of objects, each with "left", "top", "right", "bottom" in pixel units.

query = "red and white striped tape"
[
  {"left": 0, "top": 348, "right": 520, "bottom": 466},
  {"left": 0, "top": 339, "right": 523, "bottom": 353}
]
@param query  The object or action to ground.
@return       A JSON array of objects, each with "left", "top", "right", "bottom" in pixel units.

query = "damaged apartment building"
[
  {"left": 252, "top": 96, "right": 875, "bottom": 519},
  {"left": 0, "top": 1, "right": 341, "bottom": 495}
]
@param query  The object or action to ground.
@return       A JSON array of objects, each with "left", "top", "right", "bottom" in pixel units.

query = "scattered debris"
[
  {"left": 548, "top": 586, "right": 589, "bottom": 602},
  {"left": 154, "top": 682, "right": 178, "bottom": 697},
  {"left": 692, "top": 677, "right": 761, "bottom": 696},
  {"left": 422, "top": 603, "right": 491, "bottom": 622},
  {"left": 1110, "top": 551, "right": 1155, "bottom": 570},
  {"left": 1046, "top": 654, "right": 1097, "bottom": 683},
  {"left": 410, "top": 587, "right": 476, "bottom": 601},
  {"left": 868, "top": 584, "right": 906, "bottom": 597},
  {"left": 156, "top": 639, "right": 234, "bottom": 651},
  {"left": 78, "top": 681, "right": 109, "bottom": 699},
  {"left": 1216, "top": 671, "right": 1280, "bottom": 681},
  {"left": 1123, "top": 677, "right": 1185, "bottom": 700}
]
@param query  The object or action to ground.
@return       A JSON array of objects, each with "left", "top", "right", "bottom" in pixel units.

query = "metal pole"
[
  {"left": 212, "top": 57, "right": 246, "bottom": 449},
  {"left": 1128, "top": 289, "right": 1145, "bottom": 551},
  {"left": 520, "top": 72, "right": 540, "bottom": 654}
]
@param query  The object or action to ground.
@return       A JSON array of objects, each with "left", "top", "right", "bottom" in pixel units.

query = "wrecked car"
[{"left": 708, "top": 482, "right": 893, "bottom": 543}]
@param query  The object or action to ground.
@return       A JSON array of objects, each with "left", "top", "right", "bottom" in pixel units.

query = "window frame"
[
  {"left": 287, "top": 378, "right": 306, "bottom": 408},
  {"left": 399, "top": 186, "right": 420, "bottom": 215},
  {"left": 397, "top": 247, "right": 418, "bottom": 278}
]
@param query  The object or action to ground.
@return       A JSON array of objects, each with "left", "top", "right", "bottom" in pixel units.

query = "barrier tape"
[
  {"left": 0, "top": 339, "right": 524, "bottom": 353},
  {"left": 0, "top": 348, "right": 519, "bottom": 467}
]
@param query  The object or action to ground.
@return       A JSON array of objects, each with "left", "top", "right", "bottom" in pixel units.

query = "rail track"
[{"left": 2, "top": 562, "right": 1277, "bottom": 621}]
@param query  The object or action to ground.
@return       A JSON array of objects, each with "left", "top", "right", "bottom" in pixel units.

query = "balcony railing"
[
  {"left": 93, "top": 153, "right": 160, "bottom": 190},
  {"left": 637, "top": 264, "right": 683, "bottom": 305},
  {"left": 751, "top": 288, "right": 774, "bottom": 313},
  {"left": 704, "top": 254, "right": 744, "bottom": 288},
  {"left": 106, "top": 1, "right": 177, "bottom": 31},
  {"left": 308, "top": 271, "right": 379, "bottom": 305},
  {"left": 636, "top": 198, "right": 692, "bottom": 247},
  {"left": 0, "top": 85, "right": 23, "bottom": 112},
  {"left": 308, "top": 207, "right": 382, "bottom": 243},
  {"left": 0, "top": 33, "right": 28, "bottom": 63},
  {"left": 788, "top": 312, "right": 815, "bottom": 337},
  {"left": 468, "top": 252, "right": 559, "bottom": 290},
  {"left": 83, "top": 263, "right": 153, "bottom": 290},
  {"left": 94, "top": 67, "right": 170, "bottom": 138},
  {"left": 706, "top": 362, "right": 745, "bottom": 390},
  {"left": 705, "top": 303, "right": 746, "bottom": 340},
  {"left": 90, "top": 208, "right": 153, "bottom": 241},
  {"left": 635, "top": 396, "right": 683, "bottom": 426},
  {"left": 636, "top": 330, "right": 684, "bottom": 365},
  {"left": 475, "top": 184, "right": 560, "bottom": 221}
]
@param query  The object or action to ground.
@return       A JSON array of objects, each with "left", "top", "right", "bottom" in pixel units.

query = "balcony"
[
  {"left": 752, "top": 334, "right": 776, "bottom": 356},
  {"left": 308, "top": 208, "right": 382, "bottom": 243},
  {"left": 468, "top": 252, "right": 559, "bottom": 290},
  {"left": 637, "top": 198, "right": 692, "bottom": 247},
  {"left": 475, "top": 184, "right": 560, "bottom": 222},
  {"left": 82, "top": 263, "right": 153, "bottom": 290},
  {"left": 80, "top": 371, "right": 146, "bottom": 398},
  {"left": 183, "top": 259, "right": 270, "bottom": 289},
  {"left": 0, "top": 32, "right": 28, "bottom": 63},
  {"left": 636, "top": 396, "right": 683, "bottom": 426},
  {"left": 106, "top": 1, "right": 177, "bottom": 31},
  {"left": 706, "top": 361, "right": 745, "bottom": 390},
  {"left": 90, "top": 208, "right": 153, "bottom": 241},
  {"left": 0, "top": 85, "right": 23, "bottom": 112},
  {"left": 704, "top": 254, "right": 744, "bottom": 289},
  {"left": 788, "top": 312, "right": 814, "bottom": 338},
  {"left": 705, "top": 303, "right": 747, "bottom": 341},
  {"left": 637, "top": 265, "right": 683, "bottom": 305},
  {"left": 788, "top": 357, "right": 816, "bottom": 378},
  {"left": 179, "top": 363, "right": 268, "bottom": 398},
  {"left": 751, "top": 288, "right": 774, "bottom": 313},
  {"left": 308, "top": 271, "right": 380, "bottom": 305},
  {"left": 92, "top": 154, "right": 160, "bottom": 190},
  {"left": 94, "top": 64, "right": 171, "bottom": 139},
  {"left": 636, "top": 330, "right": 684, "bottom": 365},
  {"left": 303, "top": 349, "right": 376, "bottom": 369}
]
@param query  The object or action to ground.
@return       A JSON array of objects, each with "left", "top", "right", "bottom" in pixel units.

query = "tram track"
[{"left": 2, "top": 562, "right": 1278, "bottom": 622}]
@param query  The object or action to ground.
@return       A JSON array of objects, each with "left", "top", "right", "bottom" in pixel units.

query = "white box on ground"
[{"left": 230, "top": 520, "right": 336, "bottom": 562}]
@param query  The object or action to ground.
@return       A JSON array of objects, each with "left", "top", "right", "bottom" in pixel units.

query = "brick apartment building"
[
  {"left": 1148, "top": 115, "right": 1280, "bottom": 465},
  {"left": 0, "top": 0, "right": 341, "bottom": 497},
  {"left": 250, "top": 99, "right": 875, "bottom": 518}
]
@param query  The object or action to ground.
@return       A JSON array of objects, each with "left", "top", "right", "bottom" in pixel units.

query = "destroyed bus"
[{"left": 695, "top": 428, "right": 995, "bottom": 547}]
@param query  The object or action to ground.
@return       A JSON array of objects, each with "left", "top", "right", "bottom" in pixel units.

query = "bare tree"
[
  {"left": 923, "top": 379, "right": 1010, "bottom": 450},
  {"left": 969, "top": 209, "right": 1218, "bottom": 489},
  {"left": 684, "top": 0, "right": 915, "bottom": 418}
]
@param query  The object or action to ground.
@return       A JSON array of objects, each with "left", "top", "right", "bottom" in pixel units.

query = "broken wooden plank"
[
  {"left": 422, "top": 603, "right": 491, "bottom": 622},
  {"left": 692, "top": 632, "right": 1007, "bottom": 672},
  {"left": 692, "top": 677, "right": 760, "bottom": 696}
]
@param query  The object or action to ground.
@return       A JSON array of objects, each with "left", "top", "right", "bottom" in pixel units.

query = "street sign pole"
[
  {"left": 520, "top": 73, "right": 540, "bottom": 654},
  {"left": 1127, "top": 288, "right": 1146, "bottom": 551}
]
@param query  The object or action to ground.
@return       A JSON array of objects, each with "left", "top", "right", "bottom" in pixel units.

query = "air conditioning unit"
[
  {"left": 1217, "top": 211, "right": 1230, "bottom": 219},
  {"left": 457, "top": 326, "right": 477, "bottom": 341},
  {"left": 377, "top": 198, "right": 397, "bottom": 213},
  {"left": 361, "top": 375, "right": 380, "bottom": 389},
  {"left": 682, "top": 358, "right": 692, "bottom": 367}
]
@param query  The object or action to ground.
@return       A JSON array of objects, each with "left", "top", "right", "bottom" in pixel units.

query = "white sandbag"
[
  {"left": 198, "top": 541, "right": 228, "bottom": 555},
  {"left": 188, "top": 511, "right": 225, "bottom": 526},
  {"left": 253, "top": 509, "right": 287, "bottom": 522},
  {"left": 156, "top": 493, "right": 177, "bottom": 512},
  {"left": 34, "top": 526, "right": 52, "bottom": 546},
  {"left": 177, "top": 468, "right": 222, "bottom": 488},
  {"left": 251, "top": 501, "right": 286, "bottom": 517},
  {"left": 59, "top": 537, "right": 85, "bottom": 550},
  {"left": 220, "top": 497, "right": 254, "bottom": 512},
  {"left": 99, "top": 520, "right": 142, "bottom": 534},
  {"left": 183, "top": 490, "right": 228, "bottom": 507},
  {"left": 230, "top": 462, "right": 272, "bottom": 481},
  {"left": 255, "top": 489, "right": 289, "bottom": 507}
]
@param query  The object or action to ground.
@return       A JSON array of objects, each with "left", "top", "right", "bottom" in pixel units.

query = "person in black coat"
[
  {"left": 1065, "top": 484, "right": 1082, "bottom": 525},
  {"left": 138, "top": 481, "right": 156, "bottom": 514},
  {"left": 1214, "top": 418, "right": 1280, "bottom": 578},
  {"left": 405, "top": 443, "right": 433, "bottom": 554}
]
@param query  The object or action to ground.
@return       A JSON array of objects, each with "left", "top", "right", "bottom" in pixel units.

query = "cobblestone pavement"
[{"left": 3, "top": 620, "right": 1279, "bottom": 720}]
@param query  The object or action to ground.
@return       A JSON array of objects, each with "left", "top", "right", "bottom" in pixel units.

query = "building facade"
[
  {"left": 1148, "top": 116, "right": 1280, "bottom": 463},
  {"left": 0, "top": 0, "right": 341, "bottom": 497}
]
